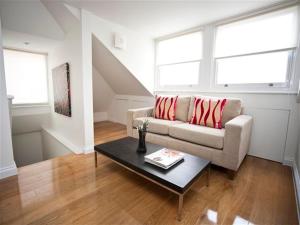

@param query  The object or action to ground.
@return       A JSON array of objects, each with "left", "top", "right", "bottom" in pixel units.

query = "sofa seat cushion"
[
  {"left": 133, "top": 117, "right": 183, "bottom": 135},
  {"left": 169, "top": 123, "right": 225, "bottom": 149}
]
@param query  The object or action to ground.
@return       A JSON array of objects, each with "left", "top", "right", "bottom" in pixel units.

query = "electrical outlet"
[{"left": 114, "top": 33, "right": 126, "bottom": 50}]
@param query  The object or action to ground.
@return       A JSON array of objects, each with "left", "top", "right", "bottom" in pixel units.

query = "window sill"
[
  {"left": 12, "top": 103, "right": 49, "bottom": 107},
  {"left": 12, "top": 104, "right": 51, "bottom": 116},
  {"left": 154, "top": 89, "right": 298, "bottom": 95}
]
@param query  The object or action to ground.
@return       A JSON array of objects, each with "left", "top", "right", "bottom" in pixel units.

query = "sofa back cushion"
[
  {"left": 190, "top": 97, "right": 227, "bottom": 129},
  {"left": 175, "top": 96, "right": 191, "bottom": 122},
  {"left": 188, "top": 96, "right": 242, "bottom": 127},
  {"left": 154, "top": 95, "right": 178, "bottom": 120},
  {"left": 222, "top": 98, "right": 242, "bottom": 125}
]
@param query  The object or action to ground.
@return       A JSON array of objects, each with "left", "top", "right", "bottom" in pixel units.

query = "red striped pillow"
[
  {"left": 154, "top": 96, "right": 178, "bottom": 121},
  {"left": 190, "top": 97, "right": 227, "bottom": 129}
]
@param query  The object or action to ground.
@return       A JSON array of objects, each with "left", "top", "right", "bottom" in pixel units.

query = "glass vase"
[{"left": 137, "top": 130, "right": 147, "bottom": 153}]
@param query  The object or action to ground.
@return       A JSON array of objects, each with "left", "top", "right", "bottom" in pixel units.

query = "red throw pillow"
[
  {"left": 190, "top": 97, "right": 227, "bottom": 129},
  {"left": 154, "top": 96, "right": 178, "bottom": 121}
]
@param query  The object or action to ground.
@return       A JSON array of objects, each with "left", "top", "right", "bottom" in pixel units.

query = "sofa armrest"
[
  {"left": 127, "top": 107, "right": 154, "bottom": 136},
  {"left": 223, "top": 115, "right": 253, "bottom": 171}
]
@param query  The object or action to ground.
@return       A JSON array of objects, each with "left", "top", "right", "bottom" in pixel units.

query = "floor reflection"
[
  {"left": 233, "top": 215, "right": 255, "bottom": 225},
  {"left": 207, "top": 209, "right": 218, "bottom": 223}
]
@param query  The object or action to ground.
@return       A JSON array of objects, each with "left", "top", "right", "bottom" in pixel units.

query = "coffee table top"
[{"left": 94, "top": 137, "right": 210, "bottom": 194}]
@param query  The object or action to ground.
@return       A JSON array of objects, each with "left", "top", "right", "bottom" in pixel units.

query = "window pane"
[
  {"left": 159, "top": 62, "right": 199, "bottom": 86},
  {"left": 157, "top": 32, "right": 203, "bottom": 65},
  {"left": 215, "top": 6, "right": 298, "bottom": 57},
  {"left": 4, "top": 49, "right": 48, "bottom": 104},
  {"left": 216, "top": 51, "right": 290, "bottom": 84}
]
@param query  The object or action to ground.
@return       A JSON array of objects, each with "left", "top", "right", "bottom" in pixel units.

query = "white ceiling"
[
  {"left": 2, "top": 29, "right": 61, "bottom": 53},
  {"left": 0, "top": 1, "right": 65, "bottom": 40},
  {"left": 0, "top": 1, "right": 79, "bottom": 53},
  {"left": 66, "top": 0, "right": 287, "bottom": 38}
]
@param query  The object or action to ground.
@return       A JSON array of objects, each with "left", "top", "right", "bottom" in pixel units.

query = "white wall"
[
  {"left": 93, "top": 66, "right": 115, "bottom": 122},
  {"left": 9, "top": 107, "right": 74, "bottom": 167},
  {"left": 48, "top": 25, "right": 88, "bottom": 153},
  {"left": 0, "top": 18, "right": 17, "bottom": 179},
  {"left": 11, "top": 111, "right": 50, "bottom": 167},
  {"left": 85, "top": 10, "right": 155, "bottom": 94},
  {"left": 293, "top": 103, "right": 300, "bottom": 212},
  {"left": 12, "top": 132, "right": 43, "bottom": 167},
  {"left": 108, "top": 95, "right": 154, "bottom": 124},
  {"left": 296, "top": 104, "right": 300, "bottom": 170},
  {"left": 41, "top": 129, "right": 72, "bottom": 160},
  {"left": 81, "top": 11, "right": 94, "bottom": 153},
  {"left": 12, "top": 113, "right": 50, "bottom": 134},
  {"left": 92, "top": 35, "right": 151, "bottom": 96}
]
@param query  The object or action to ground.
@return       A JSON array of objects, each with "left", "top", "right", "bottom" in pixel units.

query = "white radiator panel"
[{"left": 244, "top": 108, "right": 289, "bottom": 162}]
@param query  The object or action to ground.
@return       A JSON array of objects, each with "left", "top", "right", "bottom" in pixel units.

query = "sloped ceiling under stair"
[
  {"left": 92, "top": 35, "right": 152, "bottom": 97},
  {"left": 41, "top": 1, "right": 80, "bottom": 34}
]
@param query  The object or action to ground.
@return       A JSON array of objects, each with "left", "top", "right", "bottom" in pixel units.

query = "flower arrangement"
[{"left": 137, "top": 119, "right": 149, "bottom": 132}]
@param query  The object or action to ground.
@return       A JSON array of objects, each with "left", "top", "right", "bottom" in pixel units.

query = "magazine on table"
[{"left": 144, "top": 148, "right": 184, "bottom": 169}]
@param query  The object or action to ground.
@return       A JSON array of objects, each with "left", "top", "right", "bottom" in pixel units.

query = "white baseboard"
[
  {"left": 42, "top": 128, "right": 83, "bottom": 154},
  {"left": 0, "top": 162, "right": 17, "bottom": 179},
  {"left": 290, "top": 160, "right": 300, "bottom": 222},
  {"left": 283, "top": 157, "right": 294, "bottom": 166},
  {"left": 94, "top": 112, "right": 108, "bottom": 122},
  {"left": 83, "top": 145, "right": 94, "bottom": 154}
]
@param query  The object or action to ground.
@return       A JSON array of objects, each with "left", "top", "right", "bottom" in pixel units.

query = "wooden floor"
[
  {"left": 0, "top": 121, "right": 298, "bottom": 225},
  {"left": 94, "top": 121, "right": 127, "bottom": 145}
]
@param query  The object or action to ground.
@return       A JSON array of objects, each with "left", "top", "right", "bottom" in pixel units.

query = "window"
[
  {"left": 156, "top": 31, "right": 203, "bottom": 87},
  {"left": 214, "top": 6, "right": 298, "bottom": 87},
  {"left": 4, "top": 49, "right": 48, "bottom": 104}
]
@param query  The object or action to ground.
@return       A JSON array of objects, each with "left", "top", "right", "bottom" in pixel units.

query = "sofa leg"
[{"left": 227, "top": 169, "right": 236, "bottom": 180}]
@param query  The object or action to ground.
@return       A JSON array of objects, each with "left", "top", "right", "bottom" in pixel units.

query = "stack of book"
[{"left": 145, "top": 148, "right": 184, "bottom": 169}]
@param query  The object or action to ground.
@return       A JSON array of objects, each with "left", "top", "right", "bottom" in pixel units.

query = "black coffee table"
[{"left": 94, "top": 137, "right": 210, "bottom": 220}]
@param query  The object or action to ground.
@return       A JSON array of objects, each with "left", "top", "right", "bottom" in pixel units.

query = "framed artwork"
[{"left": 52, "top": 63, "right": 71, "bottom": 117}]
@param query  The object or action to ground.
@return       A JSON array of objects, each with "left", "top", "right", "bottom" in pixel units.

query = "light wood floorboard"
[
  {"left": 94, "top": 121, "right": 127, "bottom": 145},
  {"left": 0, "top": 121, "right": 298, "bottom": 225}
]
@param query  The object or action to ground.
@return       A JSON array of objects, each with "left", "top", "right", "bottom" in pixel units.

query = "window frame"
[
  {"left": 211, "top": 5, "right": 299, "bottom": 91},
  {"left": 213, "top": 48, "right": 296, "bottom": 89},
  {"left": 155, "top": 29, "right": 204, "bottom": 90},
  {"left": 4, "top": 48, "right": 50, "bottom": 106}
]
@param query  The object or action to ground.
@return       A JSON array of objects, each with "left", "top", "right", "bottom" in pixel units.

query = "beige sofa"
[{"left": 127, "top": 96, "right": 253, "bottom": 173}]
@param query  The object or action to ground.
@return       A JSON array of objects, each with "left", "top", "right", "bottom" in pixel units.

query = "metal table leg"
[
  {"left": 177, "top": 194, "right": 183, "bottom": 221},
  {"left": 95, "top": 151, "right": 98, "bottom": 168}
]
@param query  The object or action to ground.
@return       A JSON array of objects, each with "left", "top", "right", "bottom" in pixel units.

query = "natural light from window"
[
  {"left": 159, "top": 62, "right": 200, "bottom": 86},
  {"left": 214, "top": 6, "right": 298, "bottom": 86},
  {"left": 4, "top": 49, "right": 48, "bottom": 104},
  {"left": 216, "top": 51, "right": 290, "bottom": 84},
  {"left": 156, "top": 31, "right": 202, "bottom": 87}
]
